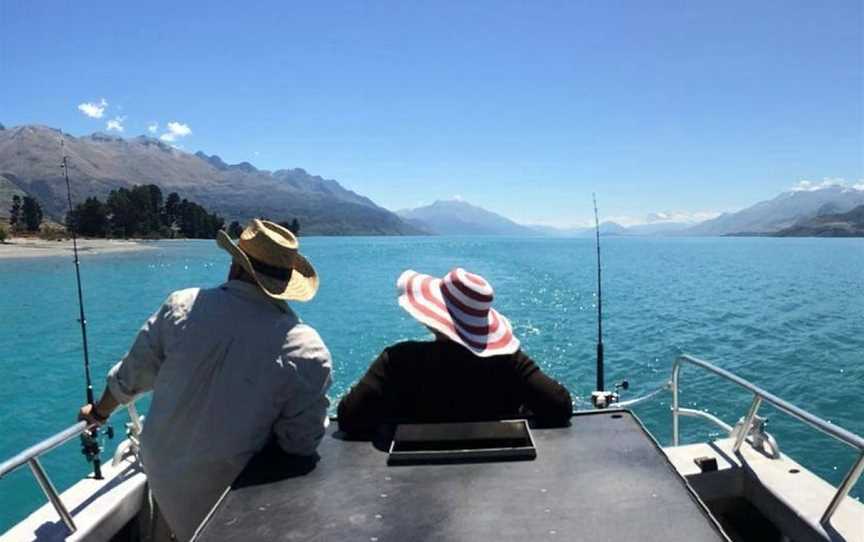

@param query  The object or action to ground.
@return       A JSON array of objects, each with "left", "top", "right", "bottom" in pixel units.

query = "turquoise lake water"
[{"left": 1, "top": 236, "right": 862, "bottom": 531}]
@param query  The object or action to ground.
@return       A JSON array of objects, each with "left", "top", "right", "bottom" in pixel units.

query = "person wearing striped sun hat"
[{"left": 337, "top": 267, "right": 573, "bottom": 436}]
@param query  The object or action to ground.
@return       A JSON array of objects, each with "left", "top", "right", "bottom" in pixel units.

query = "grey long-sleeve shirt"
[{"left": 107, "top": 280, "right": 332, "bottom": 541}]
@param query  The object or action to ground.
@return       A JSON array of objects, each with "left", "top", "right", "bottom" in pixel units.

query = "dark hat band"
[{"left": 248, "top": 255, "right": 293, "bottom": 281}]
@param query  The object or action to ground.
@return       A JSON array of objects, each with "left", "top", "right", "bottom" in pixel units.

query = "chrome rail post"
[
  {"left": 821, "top": 451, "right": 864, "bottom": 525},
  {"left": 0, "top": 397, "right": 146, "bottom": 534},
  {"left": 671, "top": 360, "right": 681, "bottom": 446},
  {"left": 28, "top": 458, "right": 76, "bottom": 534},
  {"left": 673, "top": 355, "right": 864, "bottom": 451},
  {"left": 672, "top": 354, "right": 864, "bottom": 525},
  {"left": 733, "top": 395, "right": 763, "bottom": 453}
]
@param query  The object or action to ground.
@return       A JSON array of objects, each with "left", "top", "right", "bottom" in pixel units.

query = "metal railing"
[
  {"left": 669, "top": 354, "right": 864, "bottom": 525},
  {"left": 0, "top": 404, "right": 142, "bottom": 535},
  {"left": 0, "top": 421, "right": 87, "bottom": 532},
  {"left": 4, "top": 357, "right": 863, "bottom": 531}
]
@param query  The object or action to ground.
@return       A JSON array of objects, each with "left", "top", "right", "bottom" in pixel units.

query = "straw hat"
[
  {"left": 216, "top": 219, "right": 318, "bottom": 301},
  {"left": 397, "top": 268, "right": 520, "bottom": 357}
]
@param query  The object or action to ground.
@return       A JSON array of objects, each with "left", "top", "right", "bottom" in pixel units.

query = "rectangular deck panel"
[
  {"left": 388, "top": 420, "right": 536, "bottom": 465},
  {"left": 194, "top": 410, "right": 728, "bottom": 542}
]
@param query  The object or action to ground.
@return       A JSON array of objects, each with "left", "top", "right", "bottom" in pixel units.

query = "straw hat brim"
[
  {"left": 216, "top": 230, "right": 318, "bottom": 301},
  {"left": 396, "top": 270, "right": 520, "bottom": 357}
]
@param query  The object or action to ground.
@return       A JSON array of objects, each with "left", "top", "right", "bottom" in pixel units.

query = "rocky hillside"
[
  {"left": 0, "top": 124, "right": 424, "bottom": 235},
  {"left": 682, "top": 186, "right": 864, "bottom": 236},
  {"left": 773, "top": 204, "right": 864, "bottom": 237}
]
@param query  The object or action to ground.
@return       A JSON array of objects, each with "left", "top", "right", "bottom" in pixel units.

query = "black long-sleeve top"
[{"left": 337, "top": 340, "right": 573, "bottom": 436}]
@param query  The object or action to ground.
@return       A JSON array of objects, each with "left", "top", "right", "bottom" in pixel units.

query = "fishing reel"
[
  {"left": 80, "top": 423, "right": 114, "bottom": 480},
  {"left": 591, "top": 380, "right": 629, "bottom": 409}
]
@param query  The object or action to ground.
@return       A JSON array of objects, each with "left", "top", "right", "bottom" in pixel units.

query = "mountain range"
[
  {"left": 396, "top": 202, "right": 695, "bottom": 237},
  {"left": 397, "top": 200, "right": 537, "bottom": 236},
  {"left": 681, "top": 186, "right": 864, "bottom": 236},
  {"left": 397, "top": 186, "right": 864, "bottom": 238},
  {"left": 2, "top": 123, "right": 861, "bottom": 238},
  {"left": 527, "top": 222, "right": 633, "bottom": 237},
  {"left": 395, "top": 203, "right": 704, "bottom": 237},
  {"left": 0, "top": 124, "right": 423, "bottom": 235}
]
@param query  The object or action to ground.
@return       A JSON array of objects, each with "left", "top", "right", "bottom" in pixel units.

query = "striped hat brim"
[{"left": 397, "top": 270, "right": 520, "bottom": 357}]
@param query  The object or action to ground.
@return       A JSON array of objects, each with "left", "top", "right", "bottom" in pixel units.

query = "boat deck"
[{"left": 193, "top": 410, "right": 728, "bottom": 541}]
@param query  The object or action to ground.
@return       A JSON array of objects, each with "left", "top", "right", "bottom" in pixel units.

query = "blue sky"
[{"left": 1, "top": 1, "right": 861, "bottom": 226}]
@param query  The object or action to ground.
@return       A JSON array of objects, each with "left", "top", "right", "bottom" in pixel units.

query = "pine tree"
[
  {"left": 277, "top": 219, "right": 300, "bottom": 236},
  {"left": 164, "top": 192, "right": 181, "bottom": 227},
  {"left": 9, "top": 195, "right": 21, "bottom": 231},
  {"left": 107, "top": 188, "right": 137, "bottom": 237},
  {"left": 21, "top": 196, "right": 43, "bottom": 232},
  {"left": 67, "top": 197, "right": 109, "bottom": 237}
]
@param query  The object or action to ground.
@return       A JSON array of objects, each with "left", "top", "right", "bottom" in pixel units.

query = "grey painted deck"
[{"left": 194, "top": 411, "right": 728, "bottom": 541}]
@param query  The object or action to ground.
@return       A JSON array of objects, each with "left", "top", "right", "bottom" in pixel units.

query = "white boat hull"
[{"left": 1, "top": 456, "right": 146, "bottom": 542}]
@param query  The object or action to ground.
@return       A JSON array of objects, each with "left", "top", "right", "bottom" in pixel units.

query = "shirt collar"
[{"left": 221, "top": 280, "right": 291, "bottom": 314}]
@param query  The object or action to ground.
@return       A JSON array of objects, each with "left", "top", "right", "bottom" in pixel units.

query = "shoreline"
[{"left": 0, "top": 237, "right": 156, "bottom": 259}]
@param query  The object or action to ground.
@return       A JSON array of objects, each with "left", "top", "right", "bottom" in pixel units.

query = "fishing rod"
[
  {"left": 589, "top": 195, "right": 627, "bottom": 409},
  {"left": 61, "top": 139, "right": 104, "bottom": 479},
  {"left": 593, "top": 193, "right": 604, "bottom": 393}
]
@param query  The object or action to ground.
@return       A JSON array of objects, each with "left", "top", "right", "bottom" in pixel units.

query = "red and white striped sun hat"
[{"left": 397, "top": 268, "right": 520, "bottom": 357}]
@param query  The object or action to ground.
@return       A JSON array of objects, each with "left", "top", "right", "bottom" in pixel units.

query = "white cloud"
[
  {"left": 452, "top": 194, "right": 463, "bottom": 202},
  {"left": 792, "top": 178, "right": 843, "bottom": 192},
  {"left": 519, "top": 209, "right": 724, "bottom": 229},
  {"left": 595, "top": 210, "right": 721, "bottom": 227},
  {"left": 644, "top": 210, "right": 722, "bottom": 224},
  {"left": 77, "top": 98, "right": 108, "bottom": 119},
  {"left": 601, "top": 215, "right": 638, "bottom": 227},
  {"left": 160, "top": 121, "right": 192, "bottom": 142},
  {"left": 791, "top": 177, "right": 864, "bottom": 192},
  {"left": 106, "top": 116, "right": 126, "bottom": 132},
  {"left": 147, "top": 122, "right": 159, "bottom": 134}
]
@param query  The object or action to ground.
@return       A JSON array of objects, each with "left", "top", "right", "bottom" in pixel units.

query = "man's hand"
[
  {"left": 77, "top": 388, "right": 119, "bottom": 427},
  {"left": 78, "top": 403, "right": 108, "bottom": 427}
]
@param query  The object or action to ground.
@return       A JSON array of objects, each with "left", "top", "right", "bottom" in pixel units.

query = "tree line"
[
  {"left": 7, "top": 195, "right": 44, "bottom": 232},
  {"left": 5, "top": 187, "right": 301, "bottom": 241},
  {"left": 66, "top": 185, "right": 225, "bottom": 239}
]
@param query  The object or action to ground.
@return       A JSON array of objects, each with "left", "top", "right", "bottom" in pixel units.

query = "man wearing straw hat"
[
  {"left": 77, "top": 219, "right": 332, "bottom": 541},
  {"left": 337, "top": 267, "right": 571, "bottom": 436}
]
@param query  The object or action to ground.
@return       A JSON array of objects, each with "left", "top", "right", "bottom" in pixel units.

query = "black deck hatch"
[{"left": 388, "top": 419, "right": 536, "bottom": 465}]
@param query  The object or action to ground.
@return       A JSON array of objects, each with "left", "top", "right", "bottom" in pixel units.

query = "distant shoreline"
[
  {"left": 0, "top": 237, "right": 156, "bottom": 259},
  {"left": 1, "top": 235, "right": 860, "bottom": 261}
]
